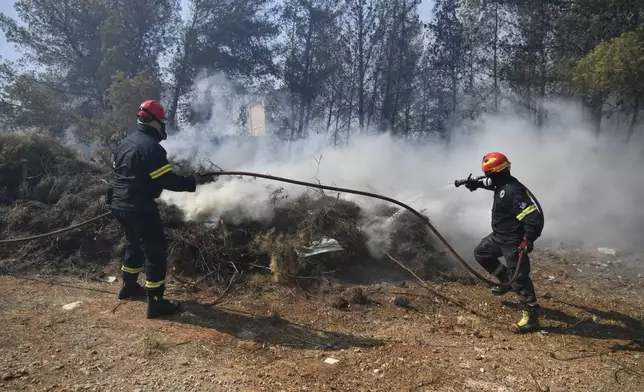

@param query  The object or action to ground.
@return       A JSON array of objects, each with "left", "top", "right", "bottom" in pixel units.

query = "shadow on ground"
[
  {"left": 503, "top": 300, "right": 644, "bottom": 352},
  {"left": 176, "top": 300, "right": 383, "bottom": 351}
]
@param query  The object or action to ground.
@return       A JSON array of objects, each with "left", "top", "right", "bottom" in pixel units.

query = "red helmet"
[
  {"left": 482, "top": 152, "right": 511, "bottom": 174},
  {"left": 137, "top": 100, "right": 166, "bottom": 123}
]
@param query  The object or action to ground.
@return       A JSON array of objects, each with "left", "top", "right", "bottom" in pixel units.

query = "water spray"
[{"left": 0, "top": 171, "right": 526, "bottom": 288}]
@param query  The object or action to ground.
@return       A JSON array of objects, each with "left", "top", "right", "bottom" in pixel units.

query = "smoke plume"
[{"left": 161, "top": 74, "right": 644, "bottom": 256}]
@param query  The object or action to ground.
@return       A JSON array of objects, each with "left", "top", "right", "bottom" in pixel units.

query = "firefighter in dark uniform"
[
  {"left": 110, "top": 99, "right": 215, "bottom": 319},
  {"left": 461, "top": 152, "right": 544, "bottom": 332}
]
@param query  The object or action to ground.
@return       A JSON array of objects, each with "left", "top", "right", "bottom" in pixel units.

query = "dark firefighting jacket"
[
  {"left": 480, "top": 175, "right": 544, "bottom": 243},
  {"left": 110, "top": 124, "right": 196, "bottom": 212}
]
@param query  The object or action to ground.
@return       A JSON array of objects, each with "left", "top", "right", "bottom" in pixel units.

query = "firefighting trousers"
[
  {"left": 112, "top": 208, "right": 167, "bottom": 288},
  {"left": 474, "top": 233, "right": 537, "bottom": 306}
]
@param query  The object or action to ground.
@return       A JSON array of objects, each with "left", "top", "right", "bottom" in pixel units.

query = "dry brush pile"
[{"left": 0, "top": 132, "right": 458, "bottom": 286}]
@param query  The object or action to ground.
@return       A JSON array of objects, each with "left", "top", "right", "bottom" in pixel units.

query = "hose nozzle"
[{"left": 454, "top": 173, "right": 484, "bottom": 188}]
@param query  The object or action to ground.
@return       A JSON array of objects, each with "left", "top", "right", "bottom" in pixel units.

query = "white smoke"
[{"left": 161, "top": 74, "right": 644, "bottom": 255}]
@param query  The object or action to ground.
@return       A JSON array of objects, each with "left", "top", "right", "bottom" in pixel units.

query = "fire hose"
[{"left": 0, "top": 170, "right": 526, "bottom": 288}]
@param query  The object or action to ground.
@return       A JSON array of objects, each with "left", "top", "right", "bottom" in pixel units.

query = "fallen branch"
[
  {"left": 548, "top": 351, "right": 597, "bottom": 361},
  {"left": 384, "top": 252, "right": 466, "bottom": 307},
  {"left": 203, "top": 269, "right": 241, "bottom": 308},
  {"left": 614, "top": 360, "right": 644, "bottom": 383},
  {"left": 384, "top": 252, "right": 500, "bottom": 324},
  {"left": 111, "top": 301, "right": 123, "bottom": 314}
]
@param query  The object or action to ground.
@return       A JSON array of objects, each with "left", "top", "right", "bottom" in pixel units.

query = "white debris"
[
  {"left": 62, "top": 301, "right": 84, "bottom": 311},
  {"left": 324, "top": 358, "right": 339, "bottom": 365},
  {"left": 597, "top": 247, "right": 617, "bottom": 256},
  {"left": 298, "top": 237, "right": 344, "bottom": 257},
  {"left": 101, "top": 276, "right": 117, "bottom": 283}
]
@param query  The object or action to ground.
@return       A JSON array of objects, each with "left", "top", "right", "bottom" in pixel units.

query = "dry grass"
[{"left": 0, "top": 132, "right": 457, "bottom": 288}]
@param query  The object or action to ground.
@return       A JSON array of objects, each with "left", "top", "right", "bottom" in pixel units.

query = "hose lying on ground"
[
  {"left": 0, "top": 212, "right": 112, "bottom": 244},
  {"left": 0, "top": 171, "right": 524, "bottom": 287}
]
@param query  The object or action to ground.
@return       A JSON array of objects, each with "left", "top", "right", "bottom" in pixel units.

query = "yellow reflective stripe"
[
  {"left": 121, "top": 266, "right": 144, "bottom": 274},
  {"left": 516, "top": 204, "right": 537, "bottom": 221},
  {"left": 112, "top": 161, "right": 116, "bottom": 169},
  {"left": 145, "top": 280, "right": 165, "bottom": 289},
  {"left": 491, "top": 161, "right": 509, "bottom": 172},
  {"left": 149, "top": 164, "right": 172, "bottom": 179}
]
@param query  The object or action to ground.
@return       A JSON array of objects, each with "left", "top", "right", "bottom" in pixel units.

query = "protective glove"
[
  {"left": 455, "top": 174, "right": 484, "bottom": 192},
  {"left": 193, "top": 172, "right": 217, "bottom": 185},
  {"left": 464, "top": 180, "right": 481, "bottom": 192},
  {"left": 518, "top": 237, "right": 534, "bottom": 254}
]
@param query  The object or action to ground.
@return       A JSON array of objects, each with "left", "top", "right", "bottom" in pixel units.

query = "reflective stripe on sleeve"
[
  {"left": 149, "top": 164, "right": 172, "bottom": 179},
  {"left": 516, "top": 204, "right": 537, "bottom": 221}
]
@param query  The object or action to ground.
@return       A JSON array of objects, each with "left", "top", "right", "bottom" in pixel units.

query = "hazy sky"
[{"left": 0, "top": 0, "right": 435, "bottom": 64}]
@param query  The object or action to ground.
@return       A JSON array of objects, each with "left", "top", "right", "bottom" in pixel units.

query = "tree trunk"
[
  {"left": 297, "top": 11, "right": 314, "bottom": 139},
  {"left": 325, "top": 81, "right": 336, "bottom": 136},
  {"left": 333, "top": 103, "right": 341, "bottom": 146},
  {"left": 493, "top": 2, "right": 499, "bottom": 112},
  {"left": 589, "top": 92, "right": 604, "bottom": 136},
  {"left": 168, "top": 58, "right": 188, "bottom": 130},
  {"left": 627, "top": 92, "right": 641, "bottom": 142},
  {"left": 358, "top": 0, "right": 366, "bottom": 134}
]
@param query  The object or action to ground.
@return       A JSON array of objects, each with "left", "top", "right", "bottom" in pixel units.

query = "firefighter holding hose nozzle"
[
  {"left": 455, "top": 152, "right": 544, "bottom": 333},
  {"left": 109, "top": 100, "right": 217, "bottom": 319}
]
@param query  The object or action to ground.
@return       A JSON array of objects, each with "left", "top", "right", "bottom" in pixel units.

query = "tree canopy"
[{"left": 0, "top": 0, "right": 643, "bottom": 145}]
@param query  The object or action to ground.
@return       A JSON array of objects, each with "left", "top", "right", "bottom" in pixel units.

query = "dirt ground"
[{"left": 0, "top": 248, "right": 643, "bottom": 392}]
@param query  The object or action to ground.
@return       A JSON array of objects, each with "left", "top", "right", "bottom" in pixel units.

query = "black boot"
[
  {"left": 117, "top": 273, "right": 146, "bottom": 300},
  {"left": 146, "top": 285, "right": 181, "bottom": 319},
  {"left": 491, "top": 268, "right": 512, "bottom": 296},
  {"left": 512, "top": 303, "right": 540, "bottom": 333}
]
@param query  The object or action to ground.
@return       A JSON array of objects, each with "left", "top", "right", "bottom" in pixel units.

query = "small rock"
[
  {"left": 341, "top": 287, "right": 368, "bottom": 305},
  {"left": 329, "top": 296, "right": 349, "bottom": 310},
  {"left": 373, "top": 369, "right": 380, "bottom": 374},
  {"left": 459, "top": 361, "right": 471, "bottom": 369},
  {"left": 62, "top": 301, "right": 84, "bottom": 311},
  {"left": 542, "top": 292, "right": 552, "bottom": 299},
  {"left": 180, "top": 360, "right": 189, "bottom": 366},
  {"left": 480, "top": 367, "right": 485, "bottom": 373},
  {"left": 2, "top": 373, "right": 13, "bottom": 381},
  {"left": 53, "top": 364, "right": 64, "bottom": 371},
  {"left": 133, "top": 389, "right": 142, "bottom": 392},
  {"left": 393, "top": 297, "right": 409, "bottom": 308}
]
